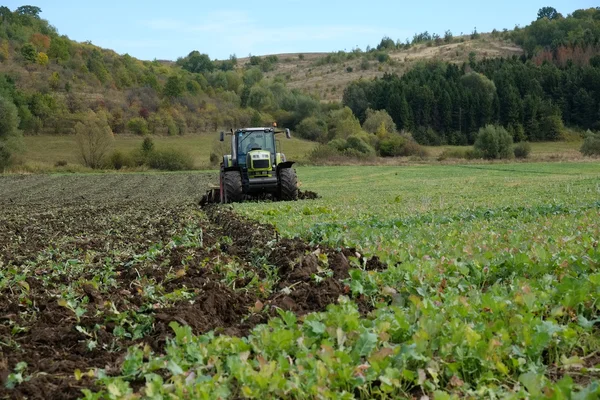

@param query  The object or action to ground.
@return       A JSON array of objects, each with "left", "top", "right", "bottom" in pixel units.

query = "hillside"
[
  {"left": 238, "top": 35, "right": 522, "bottom": 101},
  {"left": 1, "top": 5, "right": 600, "bottom": 171}
]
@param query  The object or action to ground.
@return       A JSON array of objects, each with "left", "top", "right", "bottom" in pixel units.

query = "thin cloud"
[{"left": 142, "top": 10, "right": 408, "bottom": 57}]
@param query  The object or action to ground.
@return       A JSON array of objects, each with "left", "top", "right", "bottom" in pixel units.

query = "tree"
[
  {"left": 20, "top": 43, "right": 37, "bottom": 63},
  {"left": 296, "top": 117, "right": 328, "bottom": 142},
  {"left": 75, "top": 111, "right": 114, "bottom": 169},
  {"left": 177, "top": 51, "right": 214, "bottom": 73},
  {"left": 48, "top": 37, "right": 71, "bottom": 61},
  {"left": 474, "top": 125, "right": 513, "bottom": 159},
  {"left": 0, "top": 95, "right": 20, "bottom": 141},
  {"left": 537, "top": 7, "right": 558, "bottom": 20},
  {"left": 16, "top": 5, "right": 42, "bottom": 17},
  {"left": 342, "top": 82, "right": 369, "bottom": 122},
  {"left": 0, "top": 96, "right": 22, "bottom": 169},
  {"left": 328, "top": 107, "right": 363, "bottom": 139},
  {"left": 377, "top": 37, "right": 396, "bottom": 50},
  {"left": 163, "top": 75, "right": 184, "bottom": 98},
  {"left": 362, "top": 108, "right": 396, "bottom": 134},
  {"left": 37, "top": 52, "right": 49, "bottom": 66}
]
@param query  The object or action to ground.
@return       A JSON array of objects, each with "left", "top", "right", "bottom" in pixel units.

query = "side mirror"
[
  {"left": 219, "top": 131, "right": 224, "bottom": 142},
  {"left": 285, "top": 128, "right": 291, "bottom": 139}
]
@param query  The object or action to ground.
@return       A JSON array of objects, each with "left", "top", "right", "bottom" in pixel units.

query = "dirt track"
[{"left": 0, "top": 173, "right": 382, "bottom": 399}]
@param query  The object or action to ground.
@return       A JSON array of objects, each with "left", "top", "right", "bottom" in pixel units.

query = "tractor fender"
[{"left": 276, "top": 161, "right": 295, "bottom": 170}]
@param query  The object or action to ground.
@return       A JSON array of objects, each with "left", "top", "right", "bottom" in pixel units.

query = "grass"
[
  {"left": 425, "top": 140, "right": 583, "bottom": 159},
  {"left": 16, "top": 134, "right": 589, "bottom": 173},
  {"left": 20, "top": 134, "right": 318, "bottom": 170}
]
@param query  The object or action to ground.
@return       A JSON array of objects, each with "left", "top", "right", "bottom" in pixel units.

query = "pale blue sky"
[{"left": 5, "top": 1, "right": 595, "bottom": 61}]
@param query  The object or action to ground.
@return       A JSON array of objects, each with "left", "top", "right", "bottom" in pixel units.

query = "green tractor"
[{"left": 204, "top": 126, "right": 298, "bottom": 204}]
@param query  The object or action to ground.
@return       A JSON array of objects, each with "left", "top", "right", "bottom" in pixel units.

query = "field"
[
  {"left": 1, "top": 162, "right": 600, "bottom": 399},
  {"left": 19, "top": 134, "right": 318, "bottom": 171},
  {"left": 16, "top": 134, "right": 588, "bottom": 173}
]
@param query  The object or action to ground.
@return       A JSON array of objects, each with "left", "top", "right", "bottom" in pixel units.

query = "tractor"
[{"left": 203, "top": 125, "right": 298, "bottom": 204}]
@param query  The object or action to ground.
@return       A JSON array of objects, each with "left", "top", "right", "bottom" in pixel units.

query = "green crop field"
[
  {"left": 234, "top": 163, "right": 600, "bottom": 398},
  {"left": 1, "top": 162, "right": 599, "bottom": 399}
]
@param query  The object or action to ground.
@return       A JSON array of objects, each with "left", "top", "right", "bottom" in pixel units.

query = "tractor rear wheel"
[
  {"left": 279, "top": 168, "right": 298, "bottom": 201},
  {"left": 223, "top": 171, "right": 243, "bottom": 203}
]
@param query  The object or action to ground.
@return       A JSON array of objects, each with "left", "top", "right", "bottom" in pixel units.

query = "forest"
[{"left": 342, "top": 7, "right": 600, "bottom": 145}]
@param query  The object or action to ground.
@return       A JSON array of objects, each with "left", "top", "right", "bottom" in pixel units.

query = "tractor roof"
[{"left": 236, "top": 127, "right": 274, "bottom": 132}]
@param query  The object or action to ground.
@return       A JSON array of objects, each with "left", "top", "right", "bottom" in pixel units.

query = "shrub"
[
  {"left": 513, "top": 142, "right": 532, "bottom": 159},
  {"left": 141, "top": 137, "right": 155, "bottom": 154},
  {"left": 580, "top": 131, "right": 600, "bottom": 156},
  {"left": 346, "top": 135, "right": 375, "bottom": 156},
  {"left": 308, "top": 144, "right": 341, "bottom": 163},
  {"left": 474, "top": 125, "right": 513, "bottom": 159},
  {"left": 296, "top": 117, "right": 328, "bottom": 142},
  {"left": 362, "top": 109, "right": 396, "bottom": 135},
  {"left": 147, "top": 149, "right": 194, "bottom": 171},
  {"left": 0, "top": 141, "right": 11, "bottom": 170},
  {"left": 75, "top": 110, "right": 114, "bottom": 169},
  {"left": 109, "top": 150, "right": 133, "bottom": 170},
  {"left": 127, "top": 117, "right": 149, "bottom": 135}
]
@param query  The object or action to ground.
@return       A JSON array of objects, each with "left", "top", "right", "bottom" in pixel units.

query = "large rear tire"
[
  {"left": 223, "top": 171, "right": 243, "bottom": 203},
  {"left": 279, "top": 168, "right": 298, "bottom": 201}
]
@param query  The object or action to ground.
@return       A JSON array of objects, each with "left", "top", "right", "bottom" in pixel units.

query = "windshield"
[{"left": 237, "top": 131, "right": 275, "bottom": 156}]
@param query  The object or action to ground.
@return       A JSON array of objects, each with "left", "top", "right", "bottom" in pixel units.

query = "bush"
[
  {"left": 437, "top": 147, "right": 483, "bottom": 160},
  {"left": 141, "top": 137, "right": 155, "bottom": 154},
  {"left": 296, "top": 117, "right": 328, "bottom": 142},
  {"left": 362, "top": 109, "right": 396, "bottom": 135},
  {"left": 474, "top": 125, "right": 513, "bottom": 159},
  {"left": 127, "top": 117, "right": 149, "bottom": 135},
  {"left": 513, "top": 142, "right": 532, "bottom": 159},
  {"left": 109, "top": 150, "right": 134, "bottom": 170},
  {"left": 346, "top": 135, "right": 375, "bottom": 156},
  {"left": 147, "top": 149, "right": 194, "bottom": 171},
  {"left": 580, "top": 131, "right": 600, "bottom": 156},
  {"left": 0, "top": 141, "right": 11, "bottom": 170},
  {"left": 75, "top": 111, "right": 114, "bottom": 169},
  {"left": 308, "top": 144, "right": 342, "bottom": 163}
]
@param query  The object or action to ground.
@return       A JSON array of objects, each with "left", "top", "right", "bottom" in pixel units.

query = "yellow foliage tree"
[
  {"left": 37, "top": 52, "right": 49, "bottom": 66},
  {"left": 0, "top": 41, "right": 9, "bottom": 62}
]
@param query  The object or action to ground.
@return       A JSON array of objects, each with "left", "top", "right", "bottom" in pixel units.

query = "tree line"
[{"left": 342, "top": 55, "right": 599, "bottom": 145}]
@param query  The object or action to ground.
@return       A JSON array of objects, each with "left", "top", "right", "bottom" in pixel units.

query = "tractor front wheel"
[
  {"left": 223, "top": 171, "right": 243, "bottom": 203},
  {"left": 279, "top": 168, "right": 298, "bottom": 201}
]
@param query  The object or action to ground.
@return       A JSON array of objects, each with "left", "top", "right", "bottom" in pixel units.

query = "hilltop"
[{"left": 237, "top": 34, "right": 522, "bottom": 101}]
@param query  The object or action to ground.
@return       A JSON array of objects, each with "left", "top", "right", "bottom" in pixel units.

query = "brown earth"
[{"left": 0, "top": 173, "right": 383, "bottom": 399}]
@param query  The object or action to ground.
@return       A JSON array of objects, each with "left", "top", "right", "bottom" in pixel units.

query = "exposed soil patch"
[{"left": 0, "top": 174, "right": 383, "bottom": 400}]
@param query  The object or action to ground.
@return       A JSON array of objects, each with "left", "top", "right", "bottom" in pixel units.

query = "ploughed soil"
[{"left": 0, "top": 174, "right": 384, "bottom": 399}]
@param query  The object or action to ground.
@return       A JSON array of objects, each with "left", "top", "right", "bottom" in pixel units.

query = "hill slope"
[{"left": 238, "top": 35, "right": 522, "bottom": 101}]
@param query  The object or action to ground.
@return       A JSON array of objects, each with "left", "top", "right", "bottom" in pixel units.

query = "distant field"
[
  {"left": 15, "top": 135, "right": 589, "bottom": 172},
  {"left": 425, "top": 140, "right": 584, "bottom": 159},
  {"left": 20, "top": 134, "right": 318, "bottom": 169}
]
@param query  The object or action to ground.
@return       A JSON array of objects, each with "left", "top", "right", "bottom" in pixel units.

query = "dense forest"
[{"left": 341, "top": 7, "right": 600, "bottom": 145}]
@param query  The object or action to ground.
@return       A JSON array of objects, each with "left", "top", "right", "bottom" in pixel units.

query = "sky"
[{"left": 4, "top": 0, "right": 596, "bottom": 61}]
